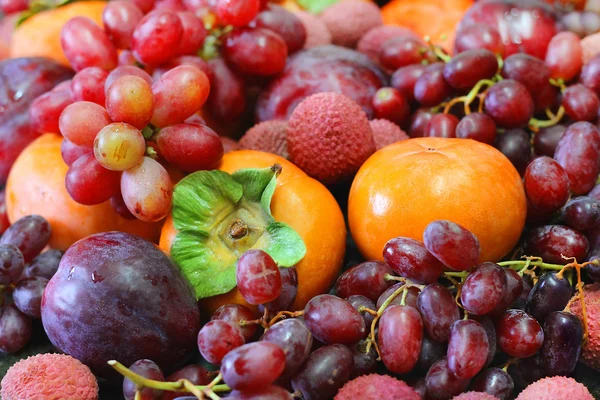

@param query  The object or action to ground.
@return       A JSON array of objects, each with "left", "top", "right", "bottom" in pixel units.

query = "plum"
[
  {"left": 457, "top": 0, "right": 560, "bottom": 59},
  {"left": 256, "top": 45, "right": 387, "bottom": 121},
  {"left": 41, "top": 232, "right": 201, "bottom": 382},
  {"left": 0, "top": 57, "right": 72, "bottom": 184}
]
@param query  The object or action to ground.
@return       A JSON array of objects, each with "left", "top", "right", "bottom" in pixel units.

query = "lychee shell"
[
  {"left": 334, "top": 373, "right": 420, "bottom": 400},
  {"left": 319, "top": 0, "right": 383, "bottom": 48},
  {"left": 239, "top": 120, "right": 289, "bottom": 159},
  {"left": 515, "top": 376, "right": 593, "bottom": 400},
  {"left": 568, "top": 282, "right": 600, "bottom": 370},
  {"left": 452, "top": 391, "right": 500, "bottom": 400},
  {"left": 370, "top": 119, "right": 409, "bottom": 150}
]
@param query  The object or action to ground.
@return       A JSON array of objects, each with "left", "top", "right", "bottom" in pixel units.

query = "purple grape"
[
  {"left": 0, "top": 304, "right": 32, "bottom": 353},
  {"left": 13, "top": 276, "right": 48, "bottom": 318},
  {"left": 447, "top": 319, "right": 489, "bottom": 379},
  {"left": 259, "top": 266, "right": 298, "bottom": 317},
  {"left": 0, "top": 215, "right": 51, "bottom": 262},
  {"left": 423, "top": 220, "right": 480, "bottom": 271},
  {"left": 540, "top": 311, "right": 583, "bottom": 376},
  {"left": 533, "top": 125, "right": 565, "bottom": 157},
  {"left": 303, "top": 294, "right": 366, "bottom": 344},
  {"left": 484, "top": 79, "right": 534, "bottom": 129},
  {"left": 494, "top": 129, "right": 531, "bottom": 175},
  {"left": 221, "top": 342, "right": 286, "bottom": 391},
  {"left": 345, "top": 295, "right": 376, "bottom": 328},
  {"left": 123, "top": 359, "right": 164, "bottom": 400},
  {"left": 526, "top": 272, "right": 572, "bottom": 323},
  {"left": 0, "top": 244, "right": 24, "bottom": 285},
  {"left": 22, "top": 249, "right": 63, "bottom": 279},
  {"left": 260, "top": 318, "right": 313, "bottom": 379},
  {"left": 383, "top": 237, "right": 444, "bottom": 284},
  {"left": 561, "top": 196, "right": 600, "bottom": 231},
  {"left": 460, "top": 262, "right": 507, "bottom": 315},
  {"left": 349, "top": 339, "right": 377, "bottom": 378},
  {"left": 471, "top": 368, "right": 514, "bottom": 400},
  {"left": 334, "top": 261, "right": 394, "bottom": 301},
  {"left": 523, "top": 225, "right": 589, "bottom": 265},
  {"left": 425, "top": 357, "right": 470, "bottom": 400},
  {"left": 417, "top": 283, "right": 460, "bottom": 343},
  {"left": 378, "top": 305, "right": 423, "bottom": 374},
  {"left": 416, "top": 334, "right": 447, "bottom": 373}
]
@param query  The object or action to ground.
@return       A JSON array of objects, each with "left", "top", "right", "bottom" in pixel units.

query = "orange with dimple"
[{"left": 348, "top": 137, "right": 527, "bottom": 264}]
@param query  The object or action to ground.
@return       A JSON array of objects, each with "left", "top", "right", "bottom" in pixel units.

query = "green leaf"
[
  {"left": 296, "top": 0, "right": 339, "bottom": 14},
  {"left": 232, "top": 166, "right": 279, "bottom": 204},
  {"left": 264, "top": 222, "right": 307, "bottom": 267}
]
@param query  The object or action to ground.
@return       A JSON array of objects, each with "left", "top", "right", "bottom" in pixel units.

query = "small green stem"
[
  {"left": 529, "top": 106, "right": 565, "bottom": 132},
  {"left": 497, "top": 260, "right": 564, "bottom": 271},
  {"left": 384, "top": 273, "right": 405, "bottom": 282},
  {"left": 444, "top": 271, "right": 468, "bottom": 278},
  {"left": 365, "top": 281, "right": 407, "bottom": 356}
]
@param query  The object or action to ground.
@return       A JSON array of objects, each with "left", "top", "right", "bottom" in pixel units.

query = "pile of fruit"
[{"left": 4, "top": 0, "right": 600, "bottom": 399}]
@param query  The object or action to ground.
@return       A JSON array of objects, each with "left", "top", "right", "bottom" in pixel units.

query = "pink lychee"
[{"left": 334, "top": 373, "right": 420, "bottom": 400}]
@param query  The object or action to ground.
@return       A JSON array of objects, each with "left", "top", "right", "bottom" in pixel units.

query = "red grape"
[
  {"left": 13, "top": 276, "right": 47, "bottom": 319},
  {"left": 131, "top": 10, "right": 184, "bottom": 66},
  {"left": 524, "top": 156, "right": 570, "bottom": 213},
  {"left": 424, "top": 114, "right": 459, "bottom": 138},
  {"left": 524, "top": 225, "right": 588, "bottom": 265},
  {"left": 391, "top": 64, "right": 427, "bottom": 104},
  {"left": 423, "top": 220, "right": 480, "bottom": 271},
  {"left": 123, "top": 359, "right": 164, "bottom": 400},
  {"left": 23, "top": 249, "right": 62, "bottom": 280},
  {"left": 493, "top": 269, "right": 523, "bottom": 314},
  {"left": 61, "top": 138, "right": 92, "bottom": 166},
  {"left": 260, "top": 318, "right": 313, "bottom": 379},
  {"left": 71, "top": 67, "right": 108, "bottom": 105},
  {"left": 494, "top": 129, "right": 531, "bottom": 175},
  {"left": 447, "top": 319, "right": 489, "bottom": 379},
  {"left": 425, "top": 357, "right": 470, "bottom": 400},
  {"left": 258, "top": 266, "right": 298, "bottom": 317},
  {"left": 526, "top": 271, "right": 572, "bottom": 323},
  {"left": 483, "top": 79, "right": 534, "bottom": 129},
  {"left": 65, "top": 153, "right": 121, "bottom": 205},
  {"left": 216, "top": 0, "right": 259, "bottom": 27},
  {"left": 29, "top": 90, "right": 73, "bottom": 134},
  {"left": 0, "top": 304, "right": 32, "bottom": 353},
  {"left": 303, "top": 294, "right": 365, "bottom": 344},
  {"left": 156, "top": 123, "right": 223, "bottom": 172},
  {"left": 379, "top": 36, "right": 435, "bottom": 71},
  {"left": 455, "top": 112, "right": 497, "bottom": 144},
  {"left": 408, "top": 108, "right": 433, "bottom": 137},
  {"left": 176, "top": 11, "right": 207, "bottom": 55},
  {"left": 153, "top": 0, "right": 186, "bottom": 12},
  {"left": 454, "top": 24, "right": 504, "bottom": 55},
  {"left": 152, "top": 55, "right": 212, "bottom": 80},
  {"left": 383, "top": 237, "right": 444, "bottom": 284},
  {"left": 372, "top": 87, "right": 411, "bottom": 126},
  {"left": 417, "top": 283, "right": 460, "bottom": 343},
  {"left": 103, "top": 0, "right": 144, "bottom": 49},
  {"left": 106, "top": 76, "right": 154, "bottom": 130},
  {"left": 460, "top": 262, "right": 506, "bottom": 316},
  {"left": 349, "top": 339, "right": 377, "bottom": 378},
  {"left": 497, "top": 309, "right": 544, "bottom": 358},
  {"left": 0, "top": 244, "right": 24, "bottom": 284},
  {"left": 206, "top": 57, "right": 246, "bottom": 122},
  {"left": 414, "top": 62, "right": 452, "bottom": 107},
  {"left": 415, "top": 334, "right": 447, "bottom": 373},
  {"left": 126, "top": 0, "right": 155, "bottom": 13},
  {"left": 223, "top": 28, "right": 288, "bottom": 77},
  {"left": 443, "top": 49, "right": 498, "bottom": 90},
  {"left": 93, "top": 123, "right": 146, "bottom": 171},
  {"left": 334, "top": 260, "right": 394, "bottom": 301},
  {"left": 60, "top": 17, "right": 118, "bottom": 71},
  {"left": 562, "top": 84, "right": 599, "bottom": 122},
  {"left": 251, "top": 4, "right": 306, "bottom": 54},
  {"left": 545, "top": 31, "right": 583, "bottom": 82},
  {"left": 59, "top": 101, "right": 112, "bottom": 147},
  {"left": 540, "top": 311, "right": 583, "bottom": 376},
  {"left": 581, "top": 54, "right": 600, "bottom": 96},
  {"left": 533, "top": 125, "right": 565, "bottom": 157},
  {"left": 378, "top": 305, "right": 423, "bottom": 374},
  {"left": 236, "top": 249, "right": 282, "bottom": 305},
  {"left": 197, "top": 320, "right": 245, "bottom": 365},
  {"left": 112, "top": 192, "right": 137, "bottom": 218},
  {"left": 221, "top": 342, "right": 286, "bottom": 391},
  {"left": 470, "top": 368, "right": 514, "bottom": 400},
  {"left": 562, "top": 196, "right": 600, "bottom": 231},
  {"left": 212, "top": 303, "right": 257, "bottom": 342},
  {"left": 0, "top": 215, "right": 51, "bottom": 262},
  {"left": 105, "top": 65, "right": 153, "bottom": 93}
]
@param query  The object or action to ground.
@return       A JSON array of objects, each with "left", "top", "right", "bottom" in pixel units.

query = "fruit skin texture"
[
  {"left": 239, "top": 120, "right": 289, "bottom": 159},
  {"left": 0, "top": 353, "right": 98, "bottom": 400},
  {"left": 5, "top": 134, "right": 162, "bottom": 250},
  {"left": 370, "top": 119, "right": 408, "bottom": 150},
  {"left": 319, "top": 0, "right": 383, "bottom": 48},
  {"left": 349, "top": 137, "right": 526, "bottom": 263},
  {"left": 568, "top": 283, "right": 600, "bottom": 370},
  {"left": 451, "top": 392, "right": 499, "bottom": 400},
  {"left": 293, "top": 10, "right": 332, "bottom": 49},
  {"left": 287, "top": 92, "right": 376, "bottom": 185},
  {"left": 515, "top": 376, "right": 593, "bottom": 400},
  {"left": 41, "top": 232, "right": 201, "bottom": 381},
  {"left": 10, "top": 1, "right": 106, "bottom": 66},
  {"left": 159, "top": 150, "right": 346, "bottom": 314},
  {"left": 334, "top": 373, "right": 420, "bottom": 400}
]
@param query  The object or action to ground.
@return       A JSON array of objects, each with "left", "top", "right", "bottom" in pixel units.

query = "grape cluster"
[{"left": 0, "top": 215, "right": 62, "bottom": 354}]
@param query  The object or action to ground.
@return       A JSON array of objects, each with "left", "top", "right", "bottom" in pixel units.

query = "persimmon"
[
  {"left": 5, "top": 134, "right": 163, "bottom": 251},
  {"left": 348, "top": 137, "right": 527, "bottom": 264},
  {"left": 159, "top": 150, "right": 346, "bottom": 314},
  {"left": 10, "top": 1, "right": 106, "bottom": 67}
]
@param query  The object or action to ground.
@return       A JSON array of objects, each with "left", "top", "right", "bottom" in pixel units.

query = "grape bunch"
[{"left": 0, "top": 215, "right": 63, "bottom": 354}]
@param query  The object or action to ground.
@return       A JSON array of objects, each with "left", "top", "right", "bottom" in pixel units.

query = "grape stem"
[
  {"left": 443, "top": 79, "right": 495, "bottom": 115},
  {"left": 267, "top": 310, "right": 304, "bottom": 327},
  {"left": 528, "top": 106, "right": 565, "bottom": 132},
  {"left": 107, "top": 360, "right": 230, "bottom": 399}
]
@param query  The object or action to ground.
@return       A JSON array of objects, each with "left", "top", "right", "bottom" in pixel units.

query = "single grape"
[
  {"left": 71, "top": 67, "right": 108, "bottom": 106},
  {"left": 545, "top": 31, "right": 583, "bottom": 81},
  {"left": 162, "top": 365, "right": 213, "bottom": 400},
  {"left": 379, "top": 36, "right": 435, "bottom": 71},
  {"left": 460, "top": 262, "right": 507, "bottom": 315},
  {"left": 197, "top": 320, "right": 245, "bottom": 365},
  {"left": 334, "top": 260, "right": 394, "bottom": 301},
  {"left": 123, "top": 359, "right": 164, "bottom": 400},
  {"left": 61, "top": 139, "right": 92, "bottom": 166},
  {"left": 525, "top": 272, "right": 572, "bottom": 323},
  {"left": 417, "top": 283, "right": 460, "bottom": 343},
  {"left": 236, "top": 249, "right": 282, "bottom": 305},
  {"left": 110, "top": 192, "right": 136, "bottom": 220},
  {"left": 476, "top": 315, "right": 497, "bottom": 366},
  {"left": 29, "top": 90, "right": 73, "bottom": 134},
  {"left": 492, "top": 269, "right": 524, "bottom": 314},
  {"left": 425, "top": 357, "right": 471, "bottom": 400},
  {"left": 423, "top": 220, "right": 480, "bottom": 271},
  {"left": 455, "top": 112, "right": 497, "bottom": 144},
  {"left": 221, "top": 341, "right": 286, "bottom": 391},
  {"left": 523, "top": 225, "right": 589, "bottom": 265},
  {"left": 562, "top": 196, "right": 600, "bottom": 230},
  {"left": 60, "top": 17, "right": 118, "bottom": 71},
  {"left": 483, "top": 79, "right": 534, "bottom": 129},
  {"left": 131, "top": 10, "right": 184, "bottom": 66},
  {"left": 372, "top": 87, "right": 411, "bottom": 126},
  {"left": 454, "top": 24, "right": 504, "bottom": 55},
  {"left": 258, "top": 266, "right": 298, "bottom": 317},
  {"left": 177, "top": 11, "right": 207, "bottom": 55},
  {"left": 408, "top": 108, "right": 433, "bottom": 137},
  {"left": 378, "top": 305, "right": 423, "bottom": 374},
  {"left": 0, "top": 215, "right": 51, "bottom": 262},
  {"left": 93, "top": 123, "right": 146, "bottom": 171},
  {"left": 23, "top": 249, "right": 63, "bottom": 280},
  {"left": 349, "top": 339, "right": 377, "bottom": 378},
  {"left": 383, "top": 237, "right": 444, "bottom": 284},
  {"left": 156, "top": 123, "right": 224, "bottom": 173},
  {"left": 497, "top": 309, "right": 544, "bottom": 358},
  {"left": 447, "top": 319, "right": 489, "bottom": 379},
  {"left": 0, "top": 244, "right": 24, "bottom": 284},
  {"left": 212, "top": 303, "right": 257, "bottom": 342},
  {"left": 303, "top": 294, "right": 366, "bottom": 344},
  {"left": 120, "top": 157, "right": 173, "bottom": 222},
  {"left": 206, "top": 57, "right": 247, "bottom": 122},
  {"left": 228, "top": 385, "right": 293, "bottom": 400},
  {"left": 470, "top": 368, "right": 514, "bottom": 400},
  {"left": 580, "top": 54, "right": 600, "bottom": 96},
  {"left": 13, "top": 276, "right": 48, "bottom": 319},
  {"left": 216, "top": 0, "right": 259, "bottom": 26},
  {"left": 346, "top": 295, "right": 376, "bottom": 328},
  {"left": 524, "top": 156, "right": 570, "bottom": 213},
  {"left": 562, "top": 84, "right": 600, "bottom": 122},
  {"left": 391, "top": 64, "right": 427, "bottom": 104},
  {"left": 223, "top": 27, "right": 288, "bottom": 77},
  {"left": 104, "top": 65, "right": 153, "bottom": 94},
  {"left": 102, "top": 0, "right": 144, "bottom": 50},
  {"left": 250, "top": 4, "right": 306, "bottom": 54},
  {"left": 540, "top": 311, "right": 583, "bottom": 376},
  {"left": 151, "top": 65, "right": 210, "bottom": 127},
  {"left": 586, "top": 248, "right": 600, "bottom": 281},
  {"left": 414, "top": 62, "right": 453, "bottom": 107},
  {"left": 494, "top": 129, "right": 531, "bottom": 175},
  {"left": 261, "top": 318, "right": 313, "bottom": 379},
  {"left": 0, "top": 304, "right": 32, "bottom": 353},
  {"left": 106, "top": 75, "right": 154, "bottom": 129},
  {"left": 376, "top": 283, "right": 420, "bottom": 309},
  {"left": 66, "top": 153, "right": 121, "bottom": 205},
  {"left": 425, "top": 113, "right": 459, "bottom": 138},
  {"left": 533, "top": 125, "right": 565, "bottom": 157},
  {"left": 291, "top": 344, "right": 353, "bottom": 400},
  {"left": 59, "top": 101, "right": 112, "bottom": 147},
  {"left": 416, "top": 334, "right": 447, "bottom": 373},
  {"left": 443, "top": 49, "right": 498, "bottom": 90}
]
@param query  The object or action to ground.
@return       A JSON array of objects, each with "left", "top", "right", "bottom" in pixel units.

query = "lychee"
[
  {"left": 1, "top": 353, "right": 99, "bottom": 400},
  {"left": 293, "top": 11, "right": 332, "bottom": 49},
  {"left": 239, "top": 120, "right": 288, "bottom": 159},
  {"left": 287, "top": 92, "right": 376, "bottom": 184},
  {"left": 221, "top": 136, "right": 241, "bottom": 153},
  {"left": 567, "top": 282, "right": 600, "bottom": 369},
  {"left": 357, "top": 25, "right": 420, "bottom": 61},
  {"left": 452, "top": 392, "right": 500, "bottom": 400},
  {"left": 334, "top": 373, "right": 420, "bottom": 400},
  {"left": 370, "top": 119, "right": 409, "bottom": 150},
  {"left": 319, "top": 0, "right": 383, "bottom": 48},
  {"left": 515, "top": 376, "right": 593, "bottom": 400}
]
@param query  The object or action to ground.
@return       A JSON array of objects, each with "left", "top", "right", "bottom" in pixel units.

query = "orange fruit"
[
  {"left": 348, "top": 137, "right": 527, "bottom": 264},
  {"left": 5, "top": 134, "right": 163, "bottom": 251},
  {"left": 160, "top": 150, "right": 346, "bottom": 314},
  {"left": 10, "top": 1, "right": 106, "bottom": 67}
]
